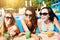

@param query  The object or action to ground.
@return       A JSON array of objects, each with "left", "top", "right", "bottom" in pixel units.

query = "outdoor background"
[{"left": 0, "top": 0, "right": 60, "bottom": 13}]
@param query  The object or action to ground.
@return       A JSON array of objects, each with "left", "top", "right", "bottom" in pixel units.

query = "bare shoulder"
[
  {"left": 20, "top": 18, "right": 25, "bottom": 21},
  {"left": 20, "top": 18, "right": 27, "bottom": 25}
]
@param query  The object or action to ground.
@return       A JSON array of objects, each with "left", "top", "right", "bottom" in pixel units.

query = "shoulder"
[
  {"left": 20, "top": 18, "right": 26, "bottom": 22},
  {"left": 20, "top": 18, "right": 27, "bottom": 24}
]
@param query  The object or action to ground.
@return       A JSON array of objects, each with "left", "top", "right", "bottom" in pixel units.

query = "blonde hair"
[{"left": 0, "top": 11, "right": 16, "bottom": 36}]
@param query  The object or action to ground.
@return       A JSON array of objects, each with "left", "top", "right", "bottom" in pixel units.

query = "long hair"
[
  {"left": 0, "top": 11, "right": 16, "bottom": 36},
  {"left": 25, "top": 6, "right": 37, "bottom": 33},
  {"left": 40, "top": 7, "right": 58, "bottom": 22}
]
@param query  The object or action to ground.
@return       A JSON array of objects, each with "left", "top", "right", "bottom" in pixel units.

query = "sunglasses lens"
[
  {"left": 40, "top": 13, "right": 48, "bottom": 15},
  {"left": 25, "top": 14, "right": 28, "bottom": 16},
  {"left": 44, "top": 13, "right": 48, "bottom": 15},
  {"left": 25, "top": 14, "right": 32, "bottom": 17},
  {"left": 5, "top": 16, "right": 12, "bottom": 19},
  {"left": 40, "top": 13, "right": 42, "bottom": 15}
]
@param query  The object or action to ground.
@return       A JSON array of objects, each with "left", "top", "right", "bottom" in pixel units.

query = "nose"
[
  {"left": 27, "top": 16, "right": 30, "bottom": 18},
  {"left": 8, "top": 18, "right": 11, "bottom": 21}
]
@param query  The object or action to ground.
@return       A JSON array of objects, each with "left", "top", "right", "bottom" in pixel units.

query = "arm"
[
  {"left": 20, "top": 19, "right": 29, "bottom": 32},
  {"left": 9, "top": 25, "right": 20, "bottom": 37},
  {"left": 14, "top": 25, "right": 20, "bottom": 34},
  {"left": 31, "top": 33, "right": 40, "bottom": 40},
  {"left": 37, "top": 19, "right": 42, "bottom": 33},
  {"left": 53, "top": 17, "right": 60, "bottom": 31},
  {"left": 18, "top": 32, "right": 26, "bottom": 37}
]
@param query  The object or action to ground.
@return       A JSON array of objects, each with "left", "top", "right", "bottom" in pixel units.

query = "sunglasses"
[
  {"left": 40, "top": 13, "right": 48, "bottom": 16},
  {"left": 5, "top": 16, "right": 12, "bottom": 19},
  {"left": 25, "top": 14, "right": 32, "bottom": 17}
]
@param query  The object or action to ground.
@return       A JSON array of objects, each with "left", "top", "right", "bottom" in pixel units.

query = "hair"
[
  {"left": 40, "top": 7, "right": 58, "bottom": 22},
  {"left": 25, "top": 6, "right": 37, "bottom": 33},
  {"left": 0, "top": 11, "right": 16, "bottom": 36}
]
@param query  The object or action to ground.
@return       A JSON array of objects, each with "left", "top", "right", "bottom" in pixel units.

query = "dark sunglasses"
[
  {"left": 40, "top": 13, "right": 48, "bottom": 16},
  {"left": 25, "top": 14, "right": 32, "bottom": 17},
  {"left": 5, "top": 16, "right": 12, "bottom": 19}
]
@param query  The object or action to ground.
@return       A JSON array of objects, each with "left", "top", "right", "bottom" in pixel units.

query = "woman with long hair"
[
  {"left": 0, "top": 11, "right": 20, "bottom": 39},
  {"left": 21, "top": 6, "right": 40, "bottom": 40},
  {"left": 38, "top": 7, "right": 60, "bottom": 35}
]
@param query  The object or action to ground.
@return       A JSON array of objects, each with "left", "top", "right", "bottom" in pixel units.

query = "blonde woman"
[{"left": 0, "top": 11, "right": 20, "bottom": 39}]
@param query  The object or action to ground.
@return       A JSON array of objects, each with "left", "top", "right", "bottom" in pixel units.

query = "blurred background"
[{"left": 0, "top": 0, "right": 60, "bottom": 17}]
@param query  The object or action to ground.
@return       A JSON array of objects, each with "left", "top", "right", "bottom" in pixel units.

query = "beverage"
[
  {"left": 25, "top": 32, "right": 30, "bottom": 39},
  {"left": 4, "top": 33, "right": 9, "bottom": 39},
  {"left": 47, "top": 31, "right": 53, "bottom": 37}
]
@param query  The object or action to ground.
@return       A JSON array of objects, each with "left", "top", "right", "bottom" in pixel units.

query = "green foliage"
[
  {"left": 0, "top": 0, "right": 25, "bottom": 9},
  {"left": 45, "top": 0, "right": 56, "bottom": 7},
  {"left": 32, "top": 0, "right": 41, "bottom": 8},
  {"left": 32, "top": 0, "right": 57, "bottom": 8},
  {"left": 0, "top": 0, "right": 57, "bottom": 9}
]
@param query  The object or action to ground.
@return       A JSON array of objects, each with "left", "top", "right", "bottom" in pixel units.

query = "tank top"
[{"left": 41, "top": 22, "right": 54, "bottom": 32}]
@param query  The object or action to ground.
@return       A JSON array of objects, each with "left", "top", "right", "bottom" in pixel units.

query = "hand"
[
  {"left": 18, "top": 32, "right": 25, "bottom": 37},
  {"left": 9, "top": 31, "right": 16, "bottom": 37}
]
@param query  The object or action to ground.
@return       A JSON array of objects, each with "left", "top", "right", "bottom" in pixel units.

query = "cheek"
[
  {"left": 46, "top": 15, "right": 50, "bottom": 19},
  {"left": 26, "top": 17, "right": 31, "bottom": 21},
  {"left": 8, "top": 19, "right": 12, "bottom": 23},
  {"left": 10, "top": 20, "right": 12, "bottom": 23},
  {"left": 44, "top": 15, "right": 50, "bottom": 21},
  {"left": 5, "top": 19, "right": 12, "bottom": 24},
  {"left": 45, "top": 15, "right": 49, "bottom": 19},
  {"left": 4, "top": 19, "right": 7, "bottom": 23}
]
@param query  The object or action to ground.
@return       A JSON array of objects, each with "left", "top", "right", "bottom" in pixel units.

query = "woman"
[
  {"left": 21, "top": 6, "right": 40, "bottom": 40},
  {"left": 37, "top": 7, "right": 60, "bottom": 34},
  {"left": 0, "top": 11, "right": 20, "bottom": 39}
]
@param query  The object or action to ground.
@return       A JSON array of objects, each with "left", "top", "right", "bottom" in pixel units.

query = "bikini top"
[{"left": 41, "top": 22, "right": 54, "bottom": 32}]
